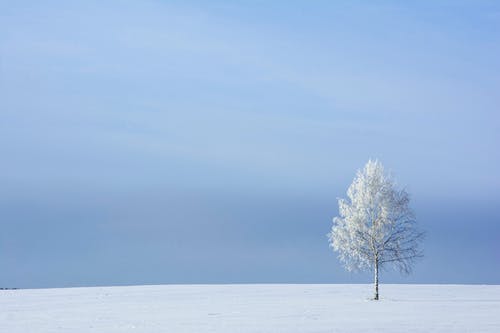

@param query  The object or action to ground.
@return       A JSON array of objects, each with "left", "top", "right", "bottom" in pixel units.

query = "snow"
[
  {"left": 1, "top": 284, "right": 499, "bottom": 332},
  {"left": 329, "top": 159, "right": 424, "bottom": 275}
]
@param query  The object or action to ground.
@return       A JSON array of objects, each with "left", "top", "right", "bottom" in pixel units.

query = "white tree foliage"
[{"left": 328, "top": 160, "right": 424, "bottom": 299}]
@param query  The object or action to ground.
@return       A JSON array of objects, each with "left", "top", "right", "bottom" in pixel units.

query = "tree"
[{"left": 328, "top": 160, "right": 424, "bottom": 300}]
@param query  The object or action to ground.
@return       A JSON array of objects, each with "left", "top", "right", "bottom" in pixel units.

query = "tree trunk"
[{"left": 374, "top": 257, "right": 379, "bottom": 300}]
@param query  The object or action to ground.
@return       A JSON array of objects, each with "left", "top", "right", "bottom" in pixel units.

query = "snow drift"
[{"left": 1, "top": 284, "right": 498, "bottom": 332}]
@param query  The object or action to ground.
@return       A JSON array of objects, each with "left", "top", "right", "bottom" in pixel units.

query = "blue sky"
[{"left": 1, "top": 0, "right": 499, "bottom": 288}]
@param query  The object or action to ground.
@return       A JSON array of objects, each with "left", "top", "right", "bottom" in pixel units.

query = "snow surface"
[{"left": 1, "top": 284, "right": 499, "bottom": 332}]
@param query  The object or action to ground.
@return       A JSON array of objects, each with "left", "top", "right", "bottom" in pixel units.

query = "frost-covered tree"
[{"left": 328, "top": 160, "right": 424, "bottom": 300}]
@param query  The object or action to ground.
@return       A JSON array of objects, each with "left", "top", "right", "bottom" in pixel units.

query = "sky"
[{"left": 0, "top": 0, "right": 499, "bottom": 288}]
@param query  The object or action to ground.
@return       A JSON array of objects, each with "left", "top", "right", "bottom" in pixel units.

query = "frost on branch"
[{"left": 328, "top": 160, "right": 424, "bottom": 299}]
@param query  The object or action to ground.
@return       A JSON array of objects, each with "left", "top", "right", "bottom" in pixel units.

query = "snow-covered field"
[{"left": 1, "top": 284, "right": 499, "bottom": 332}]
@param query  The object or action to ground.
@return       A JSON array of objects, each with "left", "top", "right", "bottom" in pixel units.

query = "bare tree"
[{"left": 328, "top": 160, "right": 424, "bottom": 300}]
